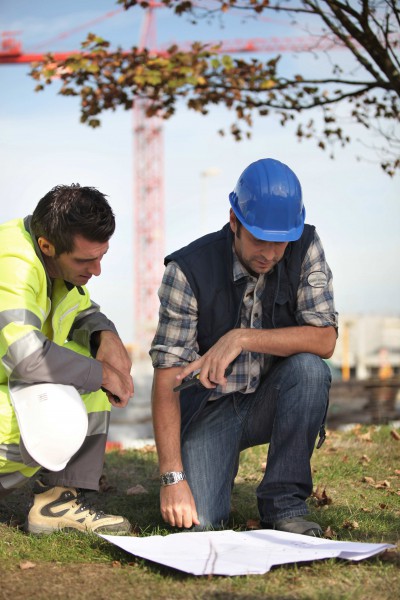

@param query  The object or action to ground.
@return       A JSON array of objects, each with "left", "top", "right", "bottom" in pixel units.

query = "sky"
[{"left": 0, "top": 0, "right": 399, "bottom": 346}]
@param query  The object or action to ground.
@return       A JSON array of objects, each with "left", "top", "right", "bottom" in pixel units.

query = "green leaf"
[{"left": 221, "top": 55, "right": 234, "bottom": 69}]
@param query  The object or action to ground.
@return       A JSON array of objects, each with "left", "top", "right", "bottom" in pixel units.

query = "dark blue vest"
[{"left": 165, "top": 222, "right": 315, "bottom": 434}]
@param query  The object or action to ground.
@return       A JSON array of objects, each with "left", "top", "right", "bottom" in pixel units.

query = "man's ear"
[
  {"left": 37, "top": 237, "right": 56, "bottom": 257},
  {"left": 229, "top": 209, "right": 237, "bottom": 234}
]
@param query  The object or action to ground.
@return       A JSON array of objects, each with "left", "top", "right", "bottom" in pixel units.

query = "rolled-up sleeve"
[
  {"left": 149, "top": 262, "right": 200, "bottom": 368},
  {"left": 295, "top": 230, "right": 339, "bottom": 329}
]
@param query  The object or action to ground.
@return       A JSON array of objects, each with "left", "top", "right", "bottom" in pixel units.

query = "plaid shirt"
[{"left": 150, "top": 228, "right": 338, "bottom": 399}]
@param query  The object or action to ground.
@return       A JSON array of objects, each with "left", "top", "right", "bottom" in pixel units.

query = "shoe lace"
[{"left": 75, "top": 489, "right": 106, "bottom": 517}]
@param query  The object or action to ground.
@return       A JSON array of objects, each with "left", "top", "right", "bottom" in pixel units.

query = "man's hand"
[
  {"left": 101, "top": 361, "right": 134, "bottom": 407},
  {"left": 160, "top": 481, "right": 200, "bottom": 529},
  {"left": 175, "top": 329, "right": 243, "bottom": 388}
]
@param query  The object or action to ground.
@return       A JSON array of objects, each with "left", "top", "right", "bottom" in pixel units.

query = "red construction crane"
[
  {"left": 133, "top": 2, "right": 165, "bottom": 355},
  {"left": 0, "top": 9, "right": 337, "bottom": 353}
]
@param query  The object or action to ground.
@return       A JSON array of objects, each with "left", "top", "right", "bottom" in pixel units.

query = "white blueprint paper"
[{"left": 100, "top": 529, "right": 394, "bottom": 576}]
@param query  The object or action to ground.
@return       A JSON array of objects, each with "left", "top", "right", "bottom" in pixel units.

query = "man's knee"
[{"left": 285, "top": 353, "right": 331, "bottom": 386}]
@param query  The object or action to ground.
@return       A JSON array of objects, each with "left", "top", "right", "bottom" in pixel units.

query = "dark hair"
[{"left": 31, "top": 184, "right": 115, "bottom": 255}]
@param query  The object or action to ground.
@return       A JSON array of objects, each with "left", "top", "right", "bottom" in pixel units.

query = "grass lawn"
[{"left": 0, "top": 424, "right": 399, "bottom": 600}]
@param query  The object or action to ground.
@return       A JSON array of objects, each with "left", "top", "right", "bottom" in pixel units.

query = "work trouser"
[
  {"left": 181, "top": 353, "right": 331, "bottom": 529},
  {"left": 0, "top": 342, "right": 110, "bottom": 498}
]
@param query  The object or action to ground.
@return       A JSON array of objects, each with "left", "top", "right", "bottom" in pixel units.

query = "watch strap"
[{"left": 160, "top": 471, "right": 186, "bottom": 486}]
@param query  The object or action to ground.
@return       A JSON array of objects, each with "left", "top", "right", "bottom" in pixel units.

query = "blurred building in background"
[{"left": 329, "top": 314, "right": 400, "bottom": 381}]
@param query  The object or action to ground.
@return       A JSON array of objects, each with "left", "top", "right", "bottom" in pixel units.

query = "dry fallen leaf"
[
  {"left": 112, "top": 561, "right": 121, "bottom": 568},
  {"left": 390, "top": 429, "right": 400, "bottom": 441},
  {"left": 362, "top": 476, "right": 375, "bottom": 485},
  {"left": 375, "top": 480, "right": 391, "bottom": 489},
  {"left": 360, "top": 454, "right": 371, "bottom": 463},
  {"left": 312, "top": 485, "right": 333, "bottom": 506},
  {"left": 361, "top": 507, "right": 372, "bottom": 513},
  {"left": 126, "top": 484, "right": 149, "bottom": 495},
  {"left": 246, "top": 519, "right": 261, "bottom": 530},
  {"left": 234, "top": 476, "right": 245, "bottom": 484},
  {"left": 324, "top": 526, "right": 336, "bottom": 539},
  {"left": 342, "top": 520, "right": 359, "bottom": 530},
  {"left": 19, "top": 561, "right": 36, "bottom": 570},
  {"left": 326, "top": 430, "right": 338, "bottom": 439}
]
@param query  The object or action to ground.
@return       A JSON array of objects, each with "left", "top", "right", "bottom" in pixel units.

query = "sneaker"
[
  {"left": 25, "top": 480, "right": 132, "bottom": 535},
  {"left": 262, "top": 516, "right": 323, "bottom": 537}
]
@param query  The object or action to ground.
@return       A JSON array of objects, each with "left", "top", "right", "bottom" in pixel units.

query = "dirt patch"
[{"left": 0, "top": 562, "right": 169, "bottom": 600}]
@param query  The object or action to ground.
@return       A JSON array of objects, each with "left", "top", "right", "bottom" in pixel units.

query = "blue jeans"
[{"left": 181, "top": 353, "right": 331, "bottom": 529}]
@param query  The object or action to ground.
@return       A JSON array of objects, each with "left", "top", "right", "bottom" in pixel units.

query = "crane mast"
[{"left": 133, "top": 2, "right": 165, "bottom": 355}]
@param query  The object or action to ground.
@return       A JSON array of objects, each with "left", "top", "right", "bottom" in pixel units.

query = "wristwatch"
[{"left": 160, "top": 471, "right": 186, "bottom": 487}]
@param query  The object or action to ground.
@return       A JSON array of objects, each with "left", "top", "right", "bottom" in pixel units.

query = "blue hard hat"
[{"left": 229, "top": 158, "right": 305, "bottom": 242}]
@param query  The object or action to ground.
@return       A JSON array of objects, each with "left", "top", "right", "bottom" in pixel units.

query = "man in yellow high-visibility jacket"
[{"left": 0, "top": 183, "right": 134, "bottom": 535}]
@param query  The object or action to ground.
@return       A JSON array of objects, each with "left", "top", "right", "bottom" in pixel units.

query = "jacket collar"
[{"left": 24, "top": 215, "right": 53, "bottom": 296}]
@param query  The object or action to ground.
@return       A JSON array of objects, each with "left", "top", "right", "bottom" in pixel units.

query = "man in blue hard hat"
[{"left": 150, "top": 158, "right": 338, "bottom": 536}]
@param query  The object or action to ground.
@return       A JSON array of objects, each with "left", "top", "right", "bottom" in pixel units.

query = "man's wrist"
[{"left": 160, "top": 471, "right": 186, "bottom": 487}]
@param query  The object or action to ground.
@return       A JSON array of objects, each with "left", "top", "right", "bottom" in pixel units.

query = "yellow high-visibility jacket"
[{"left": 0, "top": 217, "right": 115, "bottom": 478}]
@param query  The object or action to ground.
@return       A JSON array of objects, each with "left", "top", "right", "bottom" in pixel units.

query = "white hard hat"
[{"left": 9, "top": 382, "right": 88, "bottom": 472}]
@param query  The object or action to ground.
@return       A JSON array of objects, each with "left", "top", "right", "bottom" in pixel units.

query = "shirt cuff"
[
  {"left": 149, "top": 346, "right": 200, "bottom": 369},
  {"left": 296, "top": 311, "right": 339, "bottom": 329}
]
